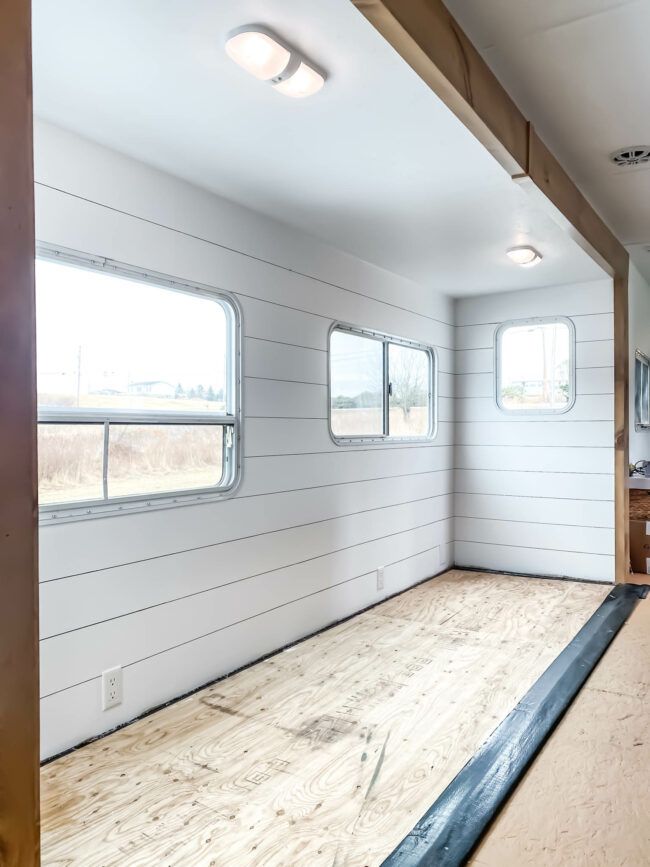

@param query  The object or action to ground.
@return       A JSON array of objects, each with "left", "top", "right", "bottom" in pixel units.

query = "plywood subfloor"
[
  {"left": 469, "top": 585, "right": 650, "bottom": 867},
  {"left": 41, "top": 570, "right": 606, "bottom": 867}
]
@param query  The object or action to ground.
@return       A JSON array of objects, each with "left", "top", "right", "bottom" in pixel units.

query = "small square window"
[{"left": 496, "top": 317, "right": 575, "bottom": 414}]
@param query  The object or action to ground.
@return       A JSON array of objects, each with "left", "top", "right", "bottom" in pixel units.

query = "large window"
[
  {"left": 496, "top": 316, "right": 574, "bottom": 414},
  {"left": 635, "top": 350, "right": 650, "bottom": 430},
  {"left": 36, "top": 253, "right": 239, "bottom": 516},
  {"left": 329, "top": 325, "right": 435, "bottom": 442}
]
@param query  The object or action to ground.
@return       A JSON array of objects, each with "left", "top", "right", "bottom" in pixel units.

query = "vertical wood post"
[
  {"left": 0, "top": 0, "right": 40, "bottom": 862},
  {"left": 614, "top": 268, "right": 630, "bottom": 581}
]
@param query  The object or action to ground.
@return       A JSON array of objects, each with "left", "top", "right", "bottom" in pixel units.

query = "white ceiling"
[
  {"left": 31, "top": 0, "right": 605, "bottom": 296},
  {"left": 445, "top": 0, "right": 650, "bottom": 282}
]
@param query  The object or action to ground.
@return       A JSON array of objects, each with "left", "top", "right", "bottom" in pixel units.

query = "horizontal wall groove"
[
  {"left": 455, "top": 490, "right": 614, "bottom": 503},
  {"left": 455, "top": 311, "right": 613, "bottom": 328},
  {"left": 453, "top": 467, "right": 613, "bottom": 476},
  {"left": 454, "top": 419, "right": 614, "bottom": 424},
  {"left": 246, "top": 374, "right": 326, "bottom": 386},
  {"left": 454, "top": 539, "right": 615, "bottom": 557},
  {"left": 246, "top": 444, "right": 448, "bottom": 460},
  {"left": 236, "top": 467, "right": 451, "bottom": 499},
  {"left": 41, "top": 493, "right": 451, "bottom": 583},
  {"left": 454, "top": 514, "right": 614, "bottom": 530},
  {"left": 40, "top": 539, "right": 446, "bottom": 698},
  {"left": 246, "top": 334, "right": 328, "bottom": 353},
  {"left": 245, "top": 415, "right": 328, "bottom": 421},
  {"left": 36, "top": 182, "right": 455, "bottom": 329}
]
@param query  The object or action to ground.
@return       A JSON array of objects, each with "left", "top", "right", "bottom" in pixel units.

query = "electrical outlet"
[
  {"left": 376, "top": 566, "right": 385, "bottom": 591},
  {"left": 102, "top": 665, "right": 123, "bottom": 711}
]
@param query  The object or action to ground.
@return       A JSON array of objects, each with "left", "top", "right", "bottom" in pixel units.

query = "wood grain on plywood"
[
  {"left": 469, "top": 593, "right": 650, "bottom": 866},
  {"left": 41, "top": 570, "right": 606, "bottom": 866}
]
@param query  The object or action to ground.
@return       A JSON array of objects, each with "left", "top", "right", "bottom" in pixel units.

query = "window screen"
[
  {"left": 496, "top": 317, "right": 574, "bottom": 414},
  {"left": 329, "top": 325, "right": 434, "bottom": 442},
  {"left": 36, "top": 254, "right": 239, "bottom": 513}
]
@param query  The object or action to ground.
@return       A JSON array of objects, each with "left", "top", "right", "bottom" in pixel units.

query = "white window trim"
[
  {"left": 494, "top": 315, "right": 576, "bottom": 415},
  {"left": 36, "top": 244, "right": 243, "bottom": 523},
  {"left": 328, "top": 321, "right": 438, "bottom": 445},
  {"left": 635, "top": 348, "right": 650, "bottom": 431}
]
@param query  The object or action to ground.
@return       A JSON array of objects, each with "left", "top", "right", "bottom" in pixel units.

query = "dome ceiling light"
[{"left": 506, "top": 246, "right": 543, "bottom": 267}]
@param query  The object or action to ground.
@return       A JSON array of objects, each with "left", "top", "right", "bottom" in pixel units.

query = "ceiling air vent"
[{"left": 610, "top": 146, "right": 650, "bottom": 167}]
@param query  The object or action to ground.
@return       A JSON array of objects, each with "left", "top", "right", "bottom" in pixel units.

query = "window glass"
[
  {"left": 635, "top": 352, "right": 650, "bottom": 428},
  {"left": 35, "top": 255, "right": 238, "bottom": 512},
  {"left": 497, "top": 319, "right": 573, "bottom": 412},
  {"left": 329, "top": 326, "right": 434, "bottom": 441},
  {"left": 38, "top": 423, "right": 104, "bottom": 505},
  {"left": 107, "top": 425, "right": 224, "bottom": 498},
  {"left": 36, "top": 259, "right": 228, "bottom": 414},
  {"left": 330, "top": 330, "right": 384, "bottom": 437},
  {"left": 388, "top": 343, "right": 431, "bottom": 437}
]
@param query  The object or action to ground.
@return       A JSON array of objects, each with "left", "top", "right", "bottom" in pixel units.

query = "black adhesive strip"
[{"left": 382, "top": 582, "right": 650, "bottom": 867}]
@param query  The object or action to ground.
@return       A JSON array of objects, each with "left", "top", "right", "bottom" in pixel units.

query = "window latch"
[
  {"left": 388, "top": 382, "right": 393, "bottom": 397},
  {"left": 225, "top": 426, "right": 234, "bottom": 448}
]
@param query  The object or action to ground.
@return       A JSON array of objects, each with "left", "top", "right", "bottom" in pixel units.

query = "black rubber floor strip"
[{"left": 382, "top": 582, "right": 650, "bottom": 867}]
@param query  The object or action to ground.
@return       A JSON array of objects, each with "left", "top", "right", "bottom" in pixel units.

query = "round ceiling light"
[{"left": 506, "top": 246, "right": 542, "bottom": 266}]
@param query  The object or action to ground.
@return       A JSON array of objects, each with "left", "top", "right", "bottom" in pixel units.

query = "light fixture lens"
[
  {"left": 225, "top": 31, "right": 291, "bottom": 81},
  {"left": 273, "top": 62, "right": 325, "bottom": 98},
  {"left": 506, "top": 246, "right": 542, "bottom": 266}
]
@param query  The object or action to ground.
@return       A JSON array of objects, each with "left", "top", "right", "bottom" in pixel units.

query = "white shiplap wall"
[
  {"left": 35, "top": 122, "right": 455, "bottom": 759},
  {"left": 454, "top": 280, "right": 615, "bottom": 583}
]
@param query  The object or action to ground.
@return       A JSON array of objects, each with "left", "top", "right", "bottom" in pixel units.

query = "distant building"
[{"left": 127, "top": 380, "right": 175, "bottom": 398}]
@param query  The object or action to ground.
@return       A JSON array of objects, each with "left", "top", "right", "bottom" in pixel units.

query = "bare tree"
[{"left": 390, "top": 348, "right": 426, "bottom": 419}]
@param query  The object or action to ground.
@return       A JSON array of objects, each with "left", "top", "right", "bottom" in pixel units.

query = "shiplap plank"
[
  {"left": 245, "top": 378, "right": 327, "bottom": 419},
  {"left": 454, "top": 468, "right": 614, "bottom": 501},
  {"left": 455, "top": 394, "right": 614, "bottom": 422},
  {"left": 455, "top": 517, "right": 614, "bottom": 556},
  {"left": 455, "top": 420, "right": 614, "bottom": 448},
  {"left": 455, "top": 444, "right": 614, "bottom": 474},
  {"left": 455, "top": 493, "right": 614, "bottom": 528},
  {"left": 454, "top": 541, "right": 614, "bottom": 583},
  {"left": 455, "top": 280, "right": 612, "bottom": 326}
]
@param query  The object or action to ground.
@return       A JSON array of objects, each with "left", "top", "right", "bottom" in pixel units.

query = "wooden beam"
[
  {"left": 0, "top": 0, "right": 40, "bottom": 863},
  {"left": 614, "top": 267, "right": 630, "bottom": 582},
  {"left": 522, "top": 129, "right": 628, "bottom": 278},
  {"left": 352, "top": 0, "right": 631, "bottom": 582},
  {"left": 351, "top": 0, "right": 529, "bottom": 176}
]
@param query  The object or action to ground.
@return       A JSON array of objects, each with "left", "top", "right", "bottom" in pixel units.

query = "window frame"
[
  {"left": 328, "top": 322, "right": 437, "bottom": 445},
  {"left": 36, "top": 244, "right": 242, "bottom": 522},
  {"left": 635, "top": 348, "right": 650, "bottom": 431},
  {"left": 494, "top": 315, "right": 576, "bottom": 416}
]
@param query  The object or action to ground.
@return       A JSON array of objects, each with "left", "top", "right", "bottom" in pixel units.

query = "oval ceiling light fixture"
[
  {"left": 273, "top": 61, "right": 325, "bottom": 98},
  {"left": 506, "top": 245, "right": 542, "bottom": 267},
  {"left": 225, "top": 26, "right": 325, "bottom": 98}
]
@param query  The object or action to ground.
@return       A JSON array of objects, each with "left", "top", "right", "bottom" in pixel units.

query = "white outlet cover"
[{"left": 102, "top": 665, "right": 123, "bottom": 711}]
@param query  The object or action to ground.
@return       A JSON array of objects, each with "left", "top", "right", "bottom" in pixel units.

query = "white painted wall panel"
[
  {"left": 454, "top": 279, "right": 615, "bottom": 583},
  {"left": 40, "top": 543, "right": 444, "bottom": 758},
  {"left": 455, "top": 394, "right": 613, "bottom": 422},
  {"left": 35, "top": 125, "right": 454, "bottom": 757},
  {"left": 454, "top": 541, "right": 614, "bottom": 583},
  {"left": 454, "top": 468, "right": 614, "bottom": 501}
]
